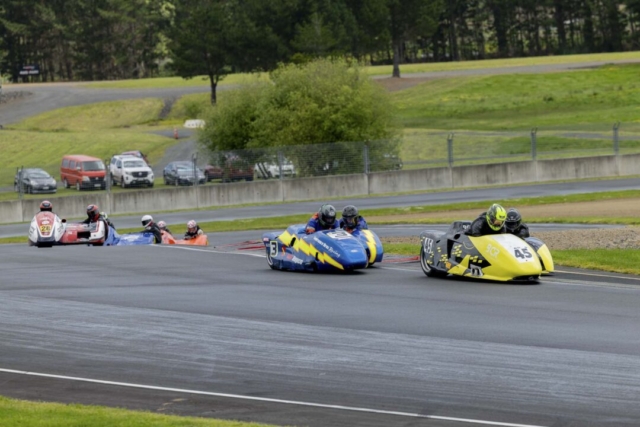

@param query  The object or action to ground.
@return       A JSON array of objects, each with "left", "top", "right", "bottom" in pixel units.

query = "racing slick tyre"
[{"left": 420, "top": 246, "right": 446, "bottom": 278}]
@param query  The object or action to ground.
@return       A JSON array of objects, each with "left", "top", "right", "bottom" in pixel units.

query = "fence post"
[
  {"left": 18, "top": 167, "right": 23, "bottom": 200},
  {"left": 613, "top": 122, "right": 620, "bottom": 155},
  {"left": 277, "top": 149, "right": 284, "bottom": 180},
  {"left": 192, "top": 152, "right": 198, "bottom": 187},
  {"left": 363, "top": 144, "right": 369, "bottom": 174},
  {"left": 447, "top": 133, "right": 454, "bottom": 167},
  {"left": 105, "top": 160, "right": 111, "bottom": 194},
  {"left": 530, "top": 128, "right": 537, "bottom": 160}
]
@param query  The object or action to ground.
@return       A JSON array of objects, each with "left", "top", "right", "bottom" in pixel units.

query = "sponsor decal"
[
  {"left": 327, "top": 230, "right": 351, "bottom": 240},
  {"left": 291, "top": 256, "right": 304, "bottom": 265},
  {"left": 312, "top": 237, "right": 341, "bottom": 258},
  {"left": 486, "top": 243, "right": 500, "bottom": 258}
]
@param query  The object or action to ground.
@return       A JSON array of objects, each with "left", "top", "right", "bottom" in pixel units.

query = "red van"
[{"left": 60, "top": 155, "right": 107, "bottom": 191}]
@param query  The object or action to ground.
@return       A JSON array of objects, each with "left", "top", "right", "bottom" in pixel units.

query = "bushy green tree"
[{"left": 200, "top": 58, "right": 401, "bottom": 176}]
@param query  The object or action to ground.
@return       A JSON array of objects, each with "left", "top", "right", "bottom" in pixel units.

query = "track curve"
[{"left": 1, "top": 235, "right": 639, "bottom": 427}]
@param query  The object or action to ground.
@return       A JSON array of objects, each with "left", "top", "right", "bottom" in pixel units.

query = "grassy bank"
[
  {"left": 0, "top": 396, "right": 275, "bottom": 427},
  {"left": 392, "top": 63, "right": 640, "bottom": 131},
  {"left": 4, "top": 63, "right": 640, "bottom": 191}
]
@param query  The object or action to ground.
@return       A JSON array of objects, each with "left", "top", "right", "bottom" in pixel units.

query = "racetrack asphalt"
[
  {"left": 3, "top": 60, "right": 640, "bottom": 427},
  {"left": 1, "top": 238, "right": 640, "bottom": 427}
]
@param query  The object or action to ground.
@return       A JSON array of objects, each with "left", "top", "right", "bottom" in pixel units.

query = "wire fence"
[{"left": 5, "top": 123, "right": 640, "bottom": 200}]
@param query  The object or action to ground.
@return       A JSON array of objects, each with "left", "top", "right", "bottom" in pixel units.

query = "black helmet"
[
  {"left": 40, "top": 200, "right": 53, "bottom": 212},
  {"left": 342, "top": 205, "right": 358, "bottom": 228},
  {"left": 87, "top": 204, "right": 100, "bottom": 219},
  {"left": 505, "top": 208, "right": 522, "bottom": 232},
  {"left": 318, "top": 204, "right": 336, "bottom": 227}
]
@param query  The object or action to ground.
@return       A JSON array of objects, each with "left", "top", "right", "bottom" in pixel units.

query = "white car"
[
  {"left": 110, "top": 155, "right": 154, "bottom": 188},
  {"left": 255, "top": 159, "right": 295, "bottom": 179}
]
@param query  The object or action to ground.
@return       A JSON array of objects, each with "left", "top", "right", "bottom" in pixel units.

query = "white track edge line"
[
  {"left": 0, "top": 368, "right": 546, "bottom": 427},
  {"left": 555, "top": 269, "right": 640, "bottom": 281},
  {"left": 153, "top": 245, "right": 264, "bottom": 257}
]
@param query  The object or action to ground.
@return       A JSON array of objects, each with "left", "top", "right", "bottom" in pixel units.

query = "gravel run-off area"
[{"left": 378, "top": 198, "right": 640, "bottom": 250}]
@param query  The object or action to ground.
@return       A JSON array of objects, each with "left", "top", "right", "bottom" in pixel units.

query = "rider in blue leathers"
[
  {"left": 337, "top": 205, "right": 368, "bottom": 233},
  {"left": 305, "top": 204, "right": 338, "bottom": 234}
]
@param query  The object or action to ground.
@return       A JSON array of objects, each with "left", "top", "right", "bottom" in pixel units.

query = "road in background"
[{"left": 1, "top": 176, "right": 639, "bottom": 238}]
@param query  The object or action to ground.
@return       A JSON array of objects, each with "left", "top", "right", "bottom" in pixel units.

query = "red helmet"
[
  {"left": 87, "top": 204, "right": 100, "bottom": 219},
  {"left": 157, "top": 220, "right": 167, "bottom": 230},
  {"left": 187, "top": 220, "right": 197, "bottom": 232},
  {"left": 40, "top": 200, "right": 53, "bottom": 212}
]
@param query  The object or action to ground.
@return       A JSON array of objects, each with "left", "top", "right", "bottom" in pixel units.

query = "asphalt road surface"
[{"left": 1, "top": 238, "right": 639, "bottom": 427}]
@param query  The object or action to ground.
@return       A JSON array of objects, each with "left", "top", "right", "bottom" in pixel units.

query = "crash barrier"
[{"left": 3, "top": 152, "right": 640, "bottom": 224}]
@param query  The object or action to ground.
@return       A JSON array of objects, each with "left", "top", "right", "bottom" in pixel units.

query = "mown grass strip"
[
  {"left": 0, "top": 395, "right": 276, "bottom": 427},
  {"left": 552, "top": 249, "right": 640, "bottom": 276}
]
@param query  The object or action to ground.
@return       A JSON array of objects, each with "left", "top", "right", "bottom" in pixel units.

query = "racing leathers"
[
  {"left": 464, "top": 212, "right": 506, "bottom": 237},
  {"left": 337, "top": 216, "right": 368, "bottom": 233},
  {"left": 184, "top": 226, "right": 204, "bottom": 240},
  {"left": 82, "top": 214, "right": 111, "bottom": 240},
  {"left": 507, "top": 223, "right": 530, "bottom": 239},
  {"left": 144, "top": 222, "right": 163, "bottom": 244},
  {"left": 305, "top": 213, "right": 338, "bottom": 234}
]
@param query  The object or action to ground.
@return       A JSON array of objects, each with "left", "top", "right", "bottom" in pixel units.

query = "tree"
[
  {"left": 388, "top": 0, "right": 444, "bottom": 77},
  {"left": 200, "top": 59, "right": 402, "bottom": 176},
  {"left": 168, "top": 0, "right": 237, "bottom": 104}
]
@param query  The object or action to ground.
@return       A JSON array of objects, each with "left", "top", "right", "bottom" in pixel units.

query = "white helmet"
[
  {"left": 141, "top": 215, "right": 153, "bottom": 227},
  {"left": 187, "top": 220, "right": 197, "bottom": 230},
  {"left": 157, "top": 220, "right": 167, "bottom": 230}
]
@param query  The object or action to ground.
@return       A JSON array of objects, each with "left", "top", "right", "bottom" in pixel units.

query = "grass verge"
[
  {"left": 552, "top": 249, "right": 640, "bottom": 275},
  {"left": 0, "top": 395, "right": 276, "bottom": 427},
  {"left": 392, "top": 63, "right": 640, "bottom": 131}
]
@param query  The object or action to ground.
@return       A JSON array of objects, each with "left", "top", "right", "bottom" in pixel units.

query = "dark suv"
[
  {"left": 163, "top": 161, "right": 206, "bottom": 186},
  {"left": 204, "top": 155, "right": 254, "bottom": 182}
]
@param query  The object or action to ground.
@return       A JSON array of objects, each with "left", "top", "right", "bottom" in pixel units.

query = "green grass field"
[
  {"left": 0, "top": 396, "right": 275, "bottom": 427},
  {"left": 5, "top": 61, "right": 640, "bottom": 187},
  {"left": 392, "top": 63, "right": 640, "bottom": 131}
]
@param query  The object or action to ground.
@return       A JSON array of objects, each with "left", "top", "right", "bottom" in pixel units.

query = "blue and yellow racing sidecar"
[{"left": 263, "top": 225, "right": 383, "bottom": 272}]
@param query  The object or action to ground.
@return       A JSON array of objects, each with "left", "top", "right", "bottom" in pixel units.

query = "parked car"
[
  {"left": 60, "top": 155, "right": 106, "bottom": 191},
  {"left": 204, "top": 155, "right": 254, "bottom": 182},
  {"left": 14, "top": 168, "right": 57, "bottom": 194},
  {"left": 163, "top": 161, "right": 206, "bottom": 186},
  {"left": 120, "top": 150, "right": 149, "bottom": 165},
  {"left": 110, "top": 155, "right": 154, "bottom": 188},
  {"left": 255, "top": 159, "right": 295, "bottom": 179}
]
